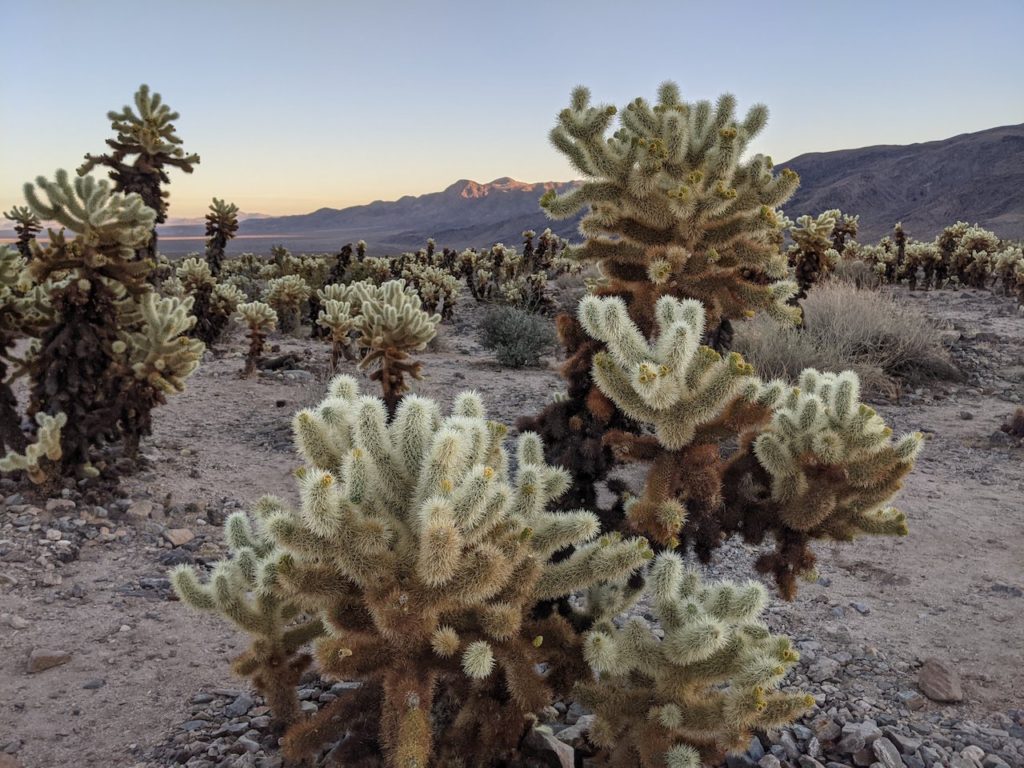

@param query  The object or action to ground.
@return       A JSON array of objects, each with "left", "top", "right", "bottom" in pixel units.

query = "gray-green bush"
[{"left": 479, "top": 305, "right": 556, "bottom": 367}]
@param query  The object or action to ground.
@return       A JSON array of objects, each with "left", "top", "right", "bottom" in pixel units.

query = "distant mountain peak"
[{"left": 448, "top": 177, "right": 568, "bottom": 199}]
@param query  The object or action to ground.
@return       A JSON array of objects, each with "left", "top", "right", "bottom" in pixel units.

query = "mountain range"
[{"left": 6, "top": 123, "right": 1022, "bottom": 254}]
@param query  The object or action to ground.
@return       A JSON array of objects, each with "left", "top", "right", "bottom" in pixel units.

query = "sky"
[{"left": 2, "top": 0, "right": 1023, "bottom": 219}]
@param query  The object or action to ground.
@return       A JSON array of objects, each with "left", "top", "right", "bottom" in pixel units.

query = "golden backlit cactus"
[{"left": 576, "top": 553, "right": 812, "bottom": 767}]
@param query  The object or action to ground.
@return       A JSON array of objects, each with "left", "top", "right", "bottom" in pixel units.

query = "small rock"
[
  {"left": 873, "top": 737, "right": 905, "bottom": 768},
  {"left": 225, "top": 693, "right": 255, "bottom": 718},
  {"left": 758, "top": 757, "right": 781, "bottom": 768},
  {"left": 554, "top": 714, "right": 595, "bottom": 749},
  {"left": 522, "top": 725, "right": 574, "bottom": 768},
  {"left": 895, "top": 690, "right": 926, "bottom": 711},
  {"left": 959, "top": 411, "right": 974, "bottom": 420},
  {"left": 851, "top": 602, "right": 871, "bottom": 615},
  {"left": 82, "top": 679, "right": 105, "bottom": 690},
  {"left": 809, "top": 658, "right": 842, "bottom": 682},
  {"left": 126, "top": 500, "right": 153, "bottom": 520},
  {"left": 981, "top": 756, "right": 1011, "bottom": 768},
  {"left": 0, "top": 755, "right": 22, "bottom": 768},
  {"left": 961, "top": 746, "right": 985, "bottom": 766},
  {"left": 918, "top": 657, "right": 964, "bottom": 702},
  {"left": 4, "top": 614, "right": 29, "bottom": 630},
  {"left": 45, "top": 529, "right": 62, "bottom": 541},
  {"left": 27, "top": 648, "right": 71, "bottom": 673},
  {"left": 163, "top": 528, "right": 195, "bottom": 547},
  {"left": 797, "top": 758, "right": 826, "bottom": 768},
  {"left": 45, "top": 498, "right": 76, "bottom": 513},
  {"left": 726, "top": 756, "right": 757, "bottom": 768}
]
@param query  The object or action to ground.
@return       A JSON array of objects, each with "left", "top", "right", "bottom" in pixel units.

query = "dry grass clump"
[
  {"left": 833, "top": 258, "right": 881, "bottom": 289},
  {"left": 734, "top": 282, "right": 959, "bottom": 397}
]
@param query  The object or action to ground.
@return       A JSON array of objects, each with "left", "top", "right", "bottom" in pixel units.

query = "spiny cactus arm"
[
  {"left": 125, "top": 293, "right": 204, "bottom": 393},
  {"left": 23, "top": 171, "right": 156, "bottom": 267},
  {"left": 0, "top": 411, "right": 67, "bottom": 484},
  {"left": 533, "top": 533, "right": 653, "bottom": 599}
]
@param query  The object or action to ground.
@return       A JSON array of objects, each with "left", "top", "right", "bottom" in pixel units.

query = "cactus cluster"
[
  {"left": 170, "top": 256, "right": 245, "bottom": 345},
  {"left": 847, "top": 221, "right": 1020, "bottom": 304},
  {"left": 458, "top": 229, "right": 576, "bottom": 312},
  {"left": 175, "top": 377, "right": 655, "bottom": 764},
  {"left": 787, "top": 211, "right": 841, "bottom": 301},
  {"left": 167, "top": 80, "right": 926, "bottom": 767}
]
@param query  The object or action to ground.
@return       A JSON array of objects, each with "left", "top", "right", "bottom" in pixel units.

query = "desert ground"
[{"left": 0, "top": 284, "right": 1021, "bottom": 768}]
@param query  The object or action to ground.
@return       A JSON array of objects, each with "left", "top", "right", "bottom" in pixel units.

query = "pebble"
[
  {"left": 27, "top": 648, "right": 71, "bottom": 673},
  {"left": 918, "top": 658, "right": 964, "bottom": 702}
]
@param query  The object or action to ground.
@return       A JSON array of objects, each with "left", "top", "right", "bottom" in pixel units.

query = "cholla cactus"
[
  {"left": 348, "top": 279, "right": 440, "bottom": 416},
  {"left": 205, "top": 197, "right": 240, "bottom": 276},
  {"left": 0, "top": 412, "right": 67, "bottom": 485},
  {"left": 736, "top": 369, "right": 922, "bottom": 596},
  {"left": 20, "top": 171, "right": 157, "bottom": 475},
  {"left": 116, "top": 293, "right": 205, "bottom": 454},
  {"left": 264, "top": 274, "right": 311, "bottom": 333},
  {"left": 576, "top": 553, "right": 812, "bottom": 766},
  {"left": 316, "top": 299, "right": 355, "bottom": 370},
  {"left": 3, "top": 205, "right": 42, "bottom": 260},
  {"left": 787, "top": 211, "right": 840, "bottom": 301},
  {"left": 829, "top": 212, "right": 859, "bottom": 255},
  {"left": 175, "top": 256, "right": 240, "bottom": 345},
  {"left": 579, "top": 295, "right": 780, "bottom": 545},
  {"left": 951, "top": 224, "right": 1000, "bottom": 288},
  {"left": 236, "top": 301, "right": 277, "bottom": 376},
  {"left": 78, "top": 84, "right": 199, "bottom": 261},
  {"left": 229, "top": 377, "right": 652, "bottom": 764},
  {"left": 992, "top": 245, "right": 1023, "bottom": 298},
  {"left": 519, "top": 82, "right": 800, "bottom": 520},
  {"left": 172, "top": 509, "right": 324, "bottom": 726},
  {"left": 901, "top": 241, "right": 941, "bottom": 290}
]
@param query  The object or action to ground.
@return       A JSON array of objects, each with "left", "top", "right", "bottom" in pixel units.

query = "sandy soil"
[{"left": 0, "top": 286, "right": 1021, "bottom": 768}]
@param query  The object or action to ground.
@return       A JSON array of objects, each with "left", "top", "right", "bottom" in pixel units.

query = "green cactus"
[
  {"left": 576, "top": 553, "right": 813, "bottom": 767},
  {"left": 518, "top": 82, "right": 800, "bottom": 524},
  {"left": 787, "top": 211, "right": 840, "bottom": 301},
  {"left": 348, "top": 279, "right": 440, "bottom": 416},
  {"left": 2, "top": 205, "right": 42, "bottom": 261},
  {"left": 0, "top": 412, "right": 67, "bottom": 486},
  {"left": 78, "top": 84, "right": 199, "bottom": 263},
  {"left": 171, "top": 508, "right": 324, "bottom": 726},
  {"left": 115, "top": 292, "right": 205, "bottom": 455},
  {"left": 204, "top": 197, "right": 240, "bottom": 276},
  {"left": 316, "top": 298, "right": 355, "bottom": 370},
  {"left": 176, "top": 376, "right": 652, "bottom": 764},
  {"left": 263, "top": 274, "right": 311, "bottom": 333},
  {"left": 236, "top": 301, "right": 278, "bottom": 376}
]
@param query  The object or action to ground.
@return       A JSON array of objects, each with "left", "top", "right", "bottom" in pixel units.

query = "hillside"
[{"left": 781, "top": 123, "right": 1024, "bottom": 241}]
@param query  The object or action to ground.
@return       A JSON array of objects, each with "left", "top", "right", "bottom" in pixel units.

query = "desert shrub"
[
  {"left": 479, "top": 305, "right": 556, "bottom": 367},
  {"left": 734, "top": 281, "right": 958, "bottom": 396},
  {"left": 833, "top": 257, "right": 881, "bottom": 289}
]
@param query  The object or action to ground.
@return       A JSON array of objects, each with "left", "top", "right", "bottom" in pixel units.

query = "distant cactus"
[
  {"left": 205, "top": 198, "right": 240, "bottom": 276},
  {"left": 787, "top": 211, "right": 840, "bottom": 301},
  {"left": 315, "top": 298, "right": 355, "bottom": 370},
  {"left": 235, "top": 301, "right": 277, "bottom": 376},
  {"left": 348, "top": 280, "right": 439, "bottom": 416},
  {"left": 829, "top": 211, "right": 859, "bottom": 255},
  {"left": 78, "top": 84, "right": 199, "bottom": 263},
  {"left": 175, "top": 256, "right": 242, "bottom": 345},
  {"left": 263, "top": 274, "right": 311, "bottom": 333},
  {"left": 2, "top": 206, "right": 42, "bottom": 260}
]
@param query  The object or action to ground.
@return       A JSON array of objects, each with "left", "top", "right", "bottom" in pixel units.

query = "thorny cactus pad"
[{"left": 577, "top": 553, "right": 812, "bottom": 767}]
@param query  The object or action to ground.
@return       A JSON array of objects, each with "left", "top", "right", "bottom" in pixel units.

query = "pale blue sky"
[{"left": 2, "top": 0, "right": 1022, "bottom": 217}]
